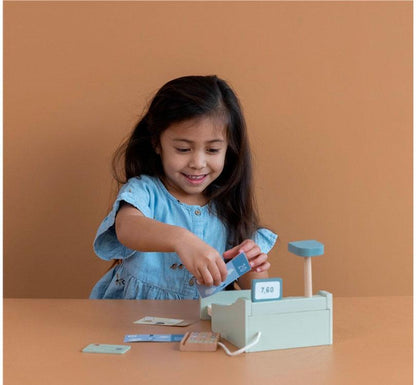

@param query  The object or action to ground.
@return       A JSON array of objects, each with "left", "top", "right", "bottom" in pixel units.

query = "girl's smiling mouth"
[{"left": 182, "top": 173, "right": 208, "bottom": 184}]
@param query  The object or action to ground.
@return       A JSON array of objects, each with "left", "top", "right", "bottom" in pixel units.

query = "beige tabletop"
[{"left": 4, "top": 296, "right": 412, "bottom": 385}]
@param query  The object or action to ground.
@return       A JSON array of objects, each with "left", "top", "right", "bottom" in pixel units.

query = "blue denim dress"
[{"left": 90, "top": 175, "right": 277, "bottom": 300}]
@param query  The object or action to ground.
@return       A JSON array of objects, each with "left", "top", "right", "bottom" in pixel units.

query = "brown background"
[{"left": 4, "top": 1, "right": 412, "bottom": 298}]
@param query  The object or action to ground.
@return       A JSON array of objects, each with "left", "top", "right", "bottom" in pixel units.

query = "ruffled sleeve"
[
  {"left": 93, "top": 176, "right": 155, "bottom": 261},
  {"left": 253, "top": 228, "right": 278, "bottom": 254}
]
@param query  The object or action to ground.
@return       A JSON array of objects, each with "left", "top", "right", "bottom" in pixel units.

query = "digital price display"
[{"left": 251, "top": 278, "right": 283, "bottom": 302}]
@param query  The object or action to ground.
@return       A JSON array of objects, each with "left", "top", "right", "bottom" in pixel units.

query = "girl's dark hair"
[{"left": 113, "top": 75, "right": 259, "bottom": 246}]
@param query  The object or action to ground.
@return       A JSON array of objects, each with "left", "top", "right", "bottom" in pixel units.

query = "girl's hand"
[
  {"left": 175, "top": 232, "right": 228, "bottom": 287},
  {"left": 223, "top": 239, "right": 271, "bottom": 273}
]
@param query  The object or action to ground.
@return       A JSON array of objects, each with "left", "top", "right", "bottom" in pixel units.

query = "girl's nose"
[{"left": 189, "top": 152, "right": 206, "bottom": 169}]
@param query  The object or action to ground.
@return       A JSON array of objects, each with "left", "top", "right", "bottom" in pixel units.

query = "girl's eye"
[
  {"left": 175, "top": 148, "right": 190, "bottom": 153},
  {"left": 207, "top": 148, "right": 221, "bottom": 154}
]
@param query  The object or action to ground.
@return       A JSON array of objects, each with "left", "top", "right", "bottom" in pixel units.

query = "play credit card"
[
  {"left": 82, "top": 344, "right": 131, "bottom": 354},
  {"left": 196, "top": 252, "right": 251, "bottom": 298},
  {"left": 133, "top": 317, "right": 191, "bottom": 327},
  {"left": 124, "top": 334, "right": 184, "bottom": 343}
]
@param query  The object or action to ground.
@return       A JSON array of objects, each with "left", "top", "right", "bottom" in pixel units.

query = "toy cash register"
[{"left": 199, "top": 240, "right": 333, "bottom": 352}]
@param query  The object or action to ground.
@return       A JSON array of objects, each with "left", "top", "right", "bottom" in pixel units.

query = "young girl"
[{"left": 90, "top": 75, "right": 277, "bottom": 300}]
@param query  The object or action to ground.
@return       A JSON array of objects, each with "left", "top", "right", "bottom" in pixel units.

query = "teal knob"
[{"left": 288, "top": 240, "right": 324, "bottom": 257}]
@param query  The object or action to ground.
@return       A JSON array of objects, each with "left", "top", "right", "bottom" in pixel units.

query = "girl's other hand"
[
  {"left": 223, "top": 239, "right": 271, "bottom": 273},
  {"left": 175, "top": 232, "right": 228, "bottom": 287}
]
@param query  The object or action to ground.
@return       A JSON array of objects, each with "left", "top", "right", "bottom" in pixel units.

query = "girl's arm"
[
  {"left": 115, "top": 203, "right": 228, "bottom": 286},
  {"left": 237, "top": 271, "right": 268, "bottom": 289}
]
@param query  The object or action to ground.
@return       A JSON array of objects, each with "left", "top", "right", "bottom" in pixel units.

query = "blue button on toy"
[{"left": 288, "top": 240, "right": 324, "bottom": 257}]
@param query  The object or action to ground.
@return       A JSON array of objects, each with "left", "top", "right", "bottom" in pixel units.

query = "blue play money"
[
  {"left": 124, "top": 334, "right": 185, "bottom": 343},
  {"left": 196, "top": 252, "right": 251, "bottom": 298}
]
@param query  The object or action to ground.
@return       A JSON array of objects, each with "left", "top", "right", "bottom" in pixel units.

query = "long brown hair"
[{"left": 113, "top": 75, "right": 259, "bottom": 246}]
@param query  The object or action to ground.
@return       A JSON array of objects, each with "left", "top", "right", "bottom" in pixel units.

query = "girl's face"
[{"left": 156, "top": 116, "right": 228, "bottom": 206}]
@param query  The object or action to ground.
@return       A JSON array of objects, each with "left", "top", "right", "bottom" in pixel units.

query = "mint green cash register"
[{"left": 200, "top": 240, "right": 333, "bottom": 352}]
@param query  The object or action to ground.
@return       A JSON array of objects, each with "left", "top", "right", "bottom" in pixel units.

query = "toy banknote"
[{"left": 196, "top": 252, "right": 251, "bottom": 298}]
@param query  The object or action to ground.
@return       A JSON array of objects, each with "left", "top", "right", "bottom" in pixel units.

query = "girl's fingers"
[
  {"left": 243, "top": 245, "right": 262, "bottom": 261},
  {"left": 223, "top": 243, "right": 243, "bottom": 260},
  {"left": 253, "top": 261, "right": 271, "bottom": 273},
  {"left": 198, "top": 267, "right": 214, "bottom": 287},
  {"left": 209, "top": 263, "right": 222, "bottom": 286},
  {"left": 194, "top": 271, "right": 203, "bottom": 285},
  {"left": 224, "top": 239, "right": 256, "bottom": 260},
  {"left": 256, "top": 262, "right": 271, "bottom": 273},
  {"left": 237, "top": 239, "right": 256, "bottom": 254},
  {"left": 216, "top": 259, "right": 228, "bottom": 282},
  {"left": 199, "top": 262, "right": 223, "bottom": 287},
  {"left": 249, "top": 253, "right": 268, "bottom": 269}
]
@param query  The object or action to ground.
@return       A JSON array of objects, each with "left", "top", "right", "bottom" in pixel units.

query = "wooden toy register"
[{"left": 199, "top": 240, "right": 333, "bottom": 353}]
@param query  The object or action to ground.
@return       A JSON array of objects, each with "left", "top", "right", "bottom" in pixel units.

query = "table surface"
[{"left": 4, "top": 296, "right": 412, "bottom": 385}]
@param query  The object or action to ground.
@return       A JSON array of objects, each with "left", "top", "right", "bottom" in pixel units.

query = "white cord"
[{"left": 218, "top": 332, "right": 262, "bottom": 356}]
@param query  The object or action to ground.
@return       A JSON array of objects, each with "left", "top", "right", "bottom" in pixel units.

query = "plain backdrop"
[{"left": 4, "top": 1, "right": 412, "bottom": 298}]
